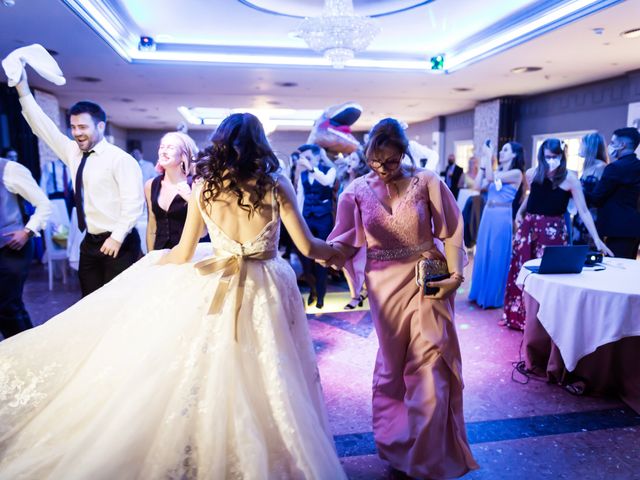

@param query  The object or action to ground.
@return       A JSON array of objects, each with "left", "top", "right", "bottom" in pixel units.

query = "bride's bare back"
[{"left": 205, "top": 185, "right": 277, "bottom": 245}]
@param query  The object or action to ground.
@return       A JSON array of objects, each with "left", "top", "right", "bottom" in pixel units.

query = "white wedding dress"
[{"left": 0, "top": 184, "right": 346, "bottom": 480}]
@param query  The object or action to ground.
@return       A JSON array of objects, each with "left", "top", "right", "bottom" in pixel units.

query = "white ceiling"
[{"left": 1, "top": 0, "right": 639, "bottom": 132}]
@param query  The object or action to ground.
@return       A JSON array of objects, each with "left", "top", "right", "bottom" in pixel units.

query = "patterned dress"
[{"left": 503, "top": 178, "right": 570, "bottom": 330}]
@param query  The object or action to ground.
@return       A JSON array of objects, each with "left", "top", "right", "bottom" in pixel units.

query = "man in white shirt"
[
  {"left": 15, "top": 72, "right": 144, "bottom": 297},
  {"left": 1, "top": 156, "right": 52, "bottom": 339},
  {"left": 296, "top": 144, "right": 336, "bottom": 309}
]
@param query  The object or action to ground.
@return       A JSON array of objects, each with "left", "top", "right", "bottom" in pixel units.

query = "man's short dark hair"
[
  {"left": 613, "top": 127, "right": 640, "bottom": 151},
  {"left": 69, "top": 101, "right": 107, "bottom": 125},
  {"left": 298, "top": 144, "right": 321, "bottom": 156}
]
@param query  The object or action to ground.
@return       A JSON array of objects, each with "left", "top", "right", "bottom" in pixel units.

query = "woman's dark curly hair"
[{"left": 196, "top": 113, "right": 280, "bottom": 216}]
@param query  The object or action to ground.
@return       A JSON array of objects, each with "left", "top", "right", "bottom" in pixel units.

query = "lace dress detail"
[{"left": 0, "top": 178, "right": 345, "bottom": 480}]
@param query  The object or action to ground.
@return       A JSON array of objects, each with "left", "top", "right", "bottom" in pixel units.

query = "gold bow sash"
[{"left": 194, "top": 250, "right": 278, "bottom": 341}]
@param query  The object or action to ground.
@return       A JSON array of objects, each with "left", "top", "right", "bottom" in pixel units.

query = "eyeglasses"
[{"left": 368, "top": 156, "right": 402, "bottom": 169}]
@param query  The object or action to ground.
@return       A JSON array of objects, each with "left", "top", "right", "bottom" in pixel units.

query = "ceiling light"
[
  {"left": 620, "top": 28, "right": 640, "bottom": 39},
  {"left": 511, "top": 66, "right": 542, "bottom": 74},
  {"left": 443, "top": 0, "right": 622, "bottom": 72},
  {"left": 178, "top": 106, "right": 323, "bottom": 133},
  {"left": 294, "top": 0, "right": 380, "bottom": 69}
]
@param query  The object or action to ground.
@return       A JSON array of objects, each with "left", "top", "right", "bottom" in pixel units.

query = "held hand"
[
  {"left": 315, "top": 251, "right": 345, "bottom": 270},
  {"left": 100, "top": 237, "right": 122, "bottom": 258},
  {"left": 514, "top": 212, "right": 524, "bottom": 229},
  {"left": 424, "top": 276, "right": 462, "bottom": 300},
  {"left": 3, "top": 230, "right": 30, "bottom": 250},
  {"left": 297, "top": 158, "right": 312, "bottom": 171},
  {"left": 594, "top": 238, "right": 615, "bottom": 257},
  {"left": 15, "top": 69, "right": 28, "bottom": 94}
]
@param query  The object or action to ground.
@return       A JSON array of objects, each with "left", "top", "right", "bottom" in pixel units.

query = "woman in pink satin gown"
[{"left": 328, "top": 119, "right": 478, "bottom": 479}]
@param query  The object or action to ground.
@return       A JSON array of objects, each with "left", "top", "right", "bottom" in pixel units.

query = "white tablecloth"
[{"left": 516, "top": 258, "right": 640, "bottom": 371}]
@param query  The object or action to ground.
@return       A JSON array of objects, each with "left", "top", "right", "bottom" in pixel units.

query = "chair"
[{"left": 43, "top": 199, "right": 70, "bottom": 290}]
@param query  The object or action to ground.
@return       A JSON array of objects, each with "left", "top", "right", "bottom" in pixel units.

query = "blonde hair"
[{"left": 155, "top": 131, "right": 199, "bottom": 174}]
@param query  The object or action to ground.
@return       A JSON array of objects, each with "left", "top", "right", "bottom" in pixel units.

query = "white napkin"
[{"left": 2, "top": 44, "right": 66, "bottom": 87}]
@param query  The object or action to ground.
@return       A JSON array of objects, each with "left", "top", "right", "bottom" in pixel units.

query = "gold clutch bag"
[{"left": 415, "top": 258, "right": 450, "bottom": 296}]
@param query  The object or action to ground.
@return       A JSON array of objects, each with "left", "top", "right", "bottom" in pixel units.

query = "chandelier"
[{"left": 295, "top": 0, "right": 380, "bottom": 69}]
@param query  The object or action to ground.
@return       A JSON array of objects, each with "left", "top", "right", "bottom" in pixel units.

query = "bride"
[{"left": 0, "top": 113, "right": 346, "bottom": 479}]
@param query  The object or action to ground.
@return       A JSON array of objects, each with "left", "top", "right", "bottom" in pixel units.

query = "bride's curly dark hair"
[{"left": 196, "top": 113, "right": 280, "bottom": 216}]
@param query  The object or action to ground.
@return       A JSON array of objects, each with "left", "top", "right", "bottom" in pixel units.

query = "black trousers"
[
  {"left": 605, "top": 236, "right": 640, "bottom": 260},
  {"left": 79, "top": 229, "right": 141, "bottom": 297},
  {"left": 301, "top": 214, "right": 334, "bottom": 302},
  {"left": 0, "top": 239, "right": 34, "bottom": 339}
]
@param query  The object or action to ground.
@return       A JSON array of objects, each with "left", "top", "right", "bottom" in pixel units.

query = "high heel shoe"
[
  {"left": 344, "top": 293, "right": 367, "bottom": 310},
  {"left": 358, "top": 291, "right": 368, "bottom": 307}
]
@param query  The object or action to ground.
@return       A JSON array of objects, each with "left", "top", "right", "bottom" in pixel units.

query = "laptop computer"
[{"left": 524, "top": 245, "right": 589, "bottom": 274}]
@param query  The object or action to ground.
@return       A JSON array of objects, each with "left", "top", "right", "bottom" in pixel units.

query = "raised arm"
[
  {"left": 277, "top": 174, "right": 341, "bottom": 263},
  {"left": 15, "top": 71, "right": 75, "bottom": 165}
]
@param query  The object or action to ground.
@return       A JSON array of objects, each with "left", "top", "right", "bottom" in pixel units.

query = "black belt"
[{"left": 85, "top": 231, "right": 111, "bottom": 240}]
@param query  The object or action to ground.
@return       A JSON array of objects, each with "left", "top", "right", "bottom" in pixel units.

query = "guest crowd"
[{"left": 1, "top": 64, "right": 639, "bottom": 479}]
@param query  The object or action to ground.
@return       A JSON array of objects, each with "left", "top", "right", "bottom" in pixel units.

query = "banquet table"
[{"left": 516, "top": 258, "right": 640, "bottom": 413}]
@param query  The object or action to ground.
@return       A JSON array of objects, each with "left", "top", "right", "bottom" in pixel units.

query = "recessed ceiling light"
[
  {"left": 114, "top": 97, "right": 134, "bottom": 103},
  {"left": 275, "top": 81, "right": 298, "bottom": 87},
  {"left": 511, "top": 66, "right": 542, "bottom": 74},
  {"left": 266, "top": 100, "right": 282, "bottom": 105},
  {"left": 453, "top": 87, "right": 473, "bottom": 92},
  {"left": 75, "top": 76, "right": 102, "bottom": 83},
  {"left": 132, "top": 107, "right": 148, "bottom": 112},
  {"left": 620, "top": 28, "right": 640, "bottom": 39}
]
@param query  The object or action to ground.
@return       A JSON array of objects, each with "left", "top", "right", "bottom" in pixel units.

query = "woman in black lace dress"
[{"left": 144, "top": 131, "right": 199, "bottom": 251}]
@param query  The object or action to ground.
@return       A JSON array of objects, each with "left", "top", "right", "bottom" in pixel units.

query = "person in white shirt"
[
  {"left": 15, "top": 71, "right": 144, "bottom": 297},
  {"left": 0, "top": 156, "right": 52, "bottom": 339},
  {"left": 296, "top": 144, "right": 336, "bottom": 309}
]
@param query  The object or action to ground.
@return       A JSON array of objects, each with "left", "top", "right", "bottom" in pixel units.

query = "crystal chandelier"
[{"left": 295, "top": 0, "right": 380, "bottom": 69}]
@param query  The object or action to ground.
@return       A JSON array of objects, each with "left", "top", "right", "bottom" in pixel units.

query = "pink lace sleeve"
[
  {"left": 328, "top": 182, "right": 367, "bottom": 297},
  {"left": 425, "top": 172, "right": 465, "bottom": 250},
  {"left": 327, "top": 182, "right": 365, "bottom": 249}
]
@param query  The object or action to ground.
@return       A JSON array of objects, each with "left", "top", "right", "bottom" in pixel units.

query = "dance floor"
[{"left": 21, "top": 261, "right": 640, "bottom": 479}]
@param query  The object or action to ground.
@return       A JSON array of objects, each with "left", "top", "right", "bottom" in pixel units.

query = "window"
[
  {"left": 531, "top": 130, "right": 595, "bottom": 176},
  {"left": 454, "top": 140, "right": 474, "bottom": 172}
]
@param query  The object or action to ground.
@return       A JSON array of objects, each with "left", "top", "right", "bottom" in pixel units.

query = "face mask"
[
  {"left": 607, "top": 144, "right": 619, "bottom": 159},
  {"left": 547, "top": 158, "right": 561, "bottom": 172}
]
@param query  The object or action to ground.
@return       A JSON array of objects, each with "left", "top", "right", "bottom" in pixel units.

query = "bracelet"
[{"left": 450, "top": 272, "right": 465, "bottom": 283}]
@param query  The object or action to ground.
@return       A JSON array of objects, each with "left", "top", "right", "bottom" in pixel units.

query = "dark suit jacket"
[
  {"left": 441, "top": 164, "right": 463, "bottom": 199},
  {"left": 585, "top": 153, "right": 640, "bottom": 238}
]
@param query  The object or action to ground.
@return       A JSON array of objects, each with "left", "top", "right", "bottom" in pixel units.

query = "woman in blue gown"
[{"left": 469, "top": 141, "right": 524, "bottom": 309}]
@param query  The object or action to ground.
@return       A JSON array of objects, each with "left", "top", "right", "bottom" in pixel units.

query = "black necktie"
[{"left": 74, "top": 150, "right": 94, "bottom": 232}]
